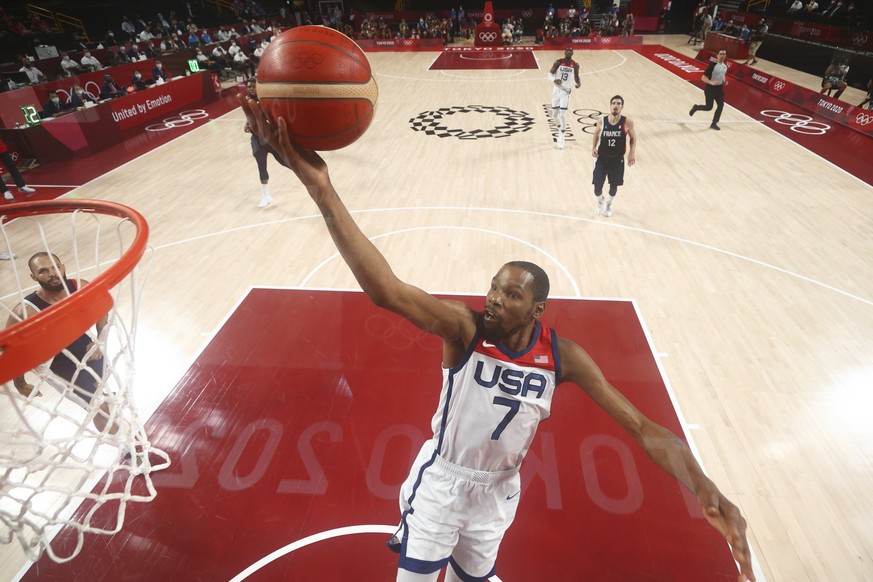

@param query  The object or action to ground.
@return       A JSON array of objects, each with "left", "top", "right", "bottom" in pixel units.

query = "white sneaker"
[
  {"left": 604, "top": 199, "right": 613, "bottom": 217},
  {"left": 257, "top": 196, "right": 273, "bottom": 208},
  {"left": 3, "top": 192, "right": 13, "bottom": 201},
  {"left": 19, "top": 186, "right": 35, "bottom": 193},
  {"left": 595, "top": 195, "right": 604, "bottom": 215},
  {"left": 557, "top": 131, "right": 564, "bottom": 150}
]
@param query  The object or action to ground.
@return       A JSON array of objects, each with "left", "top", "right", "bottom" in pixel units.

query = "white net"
[{"left": 0, "top": 202, "right": 170, "bottom": 563}]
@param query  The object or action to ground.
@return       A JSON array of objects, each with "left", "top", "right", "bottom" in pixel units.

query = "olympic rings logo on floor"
[
  {"left": 572, "top": 108, "right": 605, "bottom": 135},
  {"left": 145, "top": 109, "right": 210, "bottom": 132},
  {"left": 759, "top": 110, "right": 830, "bottom": 135},
  {"left": 855, "top": 112, "right": 873, "bottom": 126},
  {"left": 479, "top": 32, "right": 498, "bottom": 42},
  {"left": 410, "top": 105, "right": 535, "bottom": 140}
]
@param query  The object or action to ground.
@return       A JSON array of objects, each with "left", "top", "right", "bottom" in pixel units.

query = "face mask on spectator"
[
  {"left": 135, "top": 73, "right": 141, "bottom": 79},
  {"left": 51, "top": 97, "right": 59, "bottom": 103}
]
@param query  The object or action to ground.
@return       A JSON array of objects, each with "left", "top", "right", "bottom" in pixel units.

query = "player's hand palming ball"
[{"left": 256, "top": 26, "right": 378, "bottom": 151}]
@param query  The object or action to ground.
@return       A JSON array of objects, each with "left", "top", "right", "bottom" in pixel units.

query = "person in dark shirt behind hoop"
[{"left": 6, "top": 253, "right": 117, "bottom": 434}]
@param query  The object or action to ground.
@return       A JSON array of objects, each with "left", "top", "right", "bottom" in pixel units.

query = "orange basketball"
[{"left": 256, "top": 26, "right": 378, "bottom": 151}]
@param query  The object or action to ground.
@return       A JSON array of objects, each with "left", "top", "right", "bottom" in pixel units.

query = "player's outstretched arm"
[
  {"left": 558, "top": 338, "right": 755, "bottom": 581},
  {"left": 237, "top": 94, "right": 473, "bottom": 342}
]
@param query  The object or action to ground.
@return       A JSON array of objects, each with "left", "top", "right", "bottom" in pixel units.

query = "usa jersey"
[
  {"left": 597, "top": 115, "right": 627, "bottom": 158},
  {"left": 555, "top": 59, "right": 576, "bottom": 93},
  {"left": 430, "top": 320, "right": 561, "bottom": 472}
]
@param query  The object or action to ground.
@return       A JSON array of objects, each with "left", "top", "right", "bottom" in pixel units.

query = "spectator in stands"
[
  {"left": 217, "top": 26, "right": 231, "bottom": 41},
  {"left": 233, "top": 49, "right": 255, "bottom": 78},
  {"left": 130, "top": 70, "right": 148, "bottom": 91},
  {"left": 156, "top": 12, "right": 171, "bottom": 34},
  {"left": 228, "top": 39, "right": 242, "bottom": 56},
  {"left": 804, "top": 0, "right": 819, "bottom": 13},
  {"left": 126, "top": 43, "right": 143, "bottom": 60},
  {"left": 723, "top": 19, "right": 739, "bottom": 35},
  {"left": 201, "top": 29, "right": 213, "bottom": 45},
  {"left": 713, "top": 14, "right": 725, "bottom": 30},
  {"left": 121, "top": 16, "right": 136, "bottom": 40},
  {"left": 823, "top": 0, "right": 846, "bottom": 18},
  {"left": 212, "top": 43, "right": 231, "bottom": 69},
  {"left": 153, "top": 59, "right": 170, "bottom": 83},
  {"left": 41, "top": 91, "right": 69, "bottom": 118},
  {"left": 194, "top": 47, "right": 221, "bottom": 75},
  {"left": 69, "top": 84, "right": 97, "bottom": 108},
  {"left": 739, "top": 23, "right": 751, "bottom": 43},
  {"left": 139, "top": 26, "right": 155, "bottom": 42},
  {"left": 161, "top": 33, "right": 186, "bottom": 52},
  {"left": 843, "top": 2, "right": 859, "bottom": 25},
  {"left": 81, "top": 50, "right": 102, "bottom": 70},
  {"left": 104, "top": 29, "right": 119, "bottom": 46},
  {"left": 820, "top": 58, "right": 849, "bottom": 98},
  {"left": 787, "top": 0, "right": 803, "bottom": 12},
  {"left": 188, "top": 30, "right": 200, "bottom": 47},
  {"left": 18, "top": 58, "right": 46, "bottom": 85},
  {"left": 252, "top": 40, "right": 268, "bottom": 64},
  {"left": 59, "top": 52, "right": 82, "bottom": 76},
  {"left": 100, "top": 73, "right": 125, "bottom": 99}
]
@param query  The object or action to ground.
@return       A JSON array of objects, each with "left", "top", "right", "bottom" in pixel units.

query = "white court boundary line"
[
  {"left": 148, "top": 206, "right": 873, "bottom": 308},
  {"left": 227, "top": 524, "right": 502, "bottom": 582}
]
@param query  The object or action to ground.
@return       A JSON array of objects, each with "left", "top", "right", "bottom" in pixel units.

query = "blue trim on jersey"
[
  {"left": 436, "top": 330, "right": 480, "bottom": 454},
  {"left": 399, "top": 554, "right": 451, "bottom": 575},
  {"left": 449, "top": 556, "right": 497, "bottom": 582},
  {"left": 549, "top": 327, "right": 562, "bottom": 384},
  {"left": 496, "top": 320, "right": 541, "bottom": 360}
]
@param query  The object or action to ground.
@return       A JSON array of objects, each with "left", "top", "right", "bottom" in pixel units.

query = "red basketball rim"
[{"left": 0, "top": 200, "right": 149, "bottom": 384}]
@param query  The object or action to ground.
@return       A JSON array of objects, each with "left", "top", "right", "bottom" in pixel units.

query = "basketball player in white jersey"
[
  {"left": 549, "top": 46, "right": 581, "bottom": 149},
  {"left": 238, "top": 95, "right": 756, "bottom": 582}
]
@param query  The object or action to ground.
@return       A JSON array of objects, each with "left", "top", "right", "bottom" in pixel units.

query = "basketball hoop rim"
[{"left": 0, "top": 199, "right": 149, "bottom": 385}]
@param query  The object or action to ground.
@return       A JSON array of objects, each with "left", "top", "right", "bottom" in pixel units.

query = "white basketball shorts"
[{"left": 389, "top": 439, "right": 521, "bottom": 580}]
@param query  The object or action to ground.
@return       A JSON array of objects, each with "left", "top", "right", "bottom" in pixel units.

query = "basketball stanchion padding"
[{"left": 0, "top": 200, "right": 170, "bottom": 563}]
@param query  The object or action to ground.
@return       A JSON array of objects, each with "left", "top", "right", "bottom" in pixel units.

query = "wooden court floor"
[{"left": 2, "top": 36, "right": 872, "bottom": 580}]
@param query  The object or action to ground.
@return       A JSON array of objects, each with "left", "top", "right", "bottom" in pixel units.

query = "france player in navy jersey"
[
  {"left": 592, "top": 95, "right": 636, "bottom": 217},
  {"left": 238, "top": 94, "right": 756, "bottom": 582}
]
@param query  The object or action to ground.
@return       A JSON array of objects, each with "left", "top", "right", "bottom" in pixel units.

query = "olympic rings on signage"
[
  {"left": 855, "top": 112, "right": 873, "bottom": 126},
  {"left": 479, "top": 32, "right": 498, "bottom": 42},
  {"left": 145, "top": 109, "right": 210, "bottom": 132},
  {"left": 760, "top": 110, "right": 831, "bottom": 135}
]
